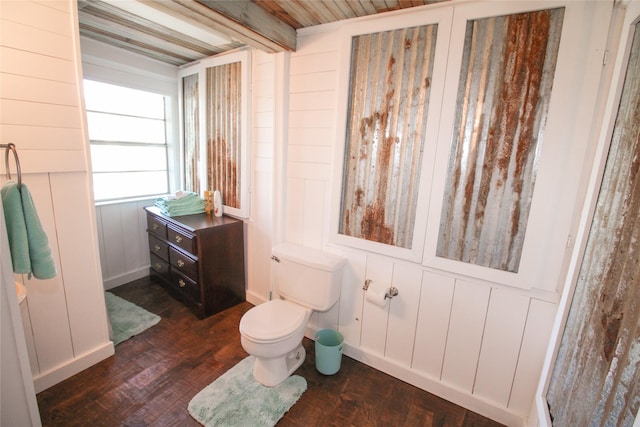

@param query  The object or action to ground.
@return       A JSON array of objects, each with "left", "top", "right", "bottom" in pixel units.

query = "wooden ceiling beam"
[
  {"left": 140, "top": 0, "right": 296, "bottom": 53},
  {"left": 195, "top": 0, "right": 297, "bottom": 51}
]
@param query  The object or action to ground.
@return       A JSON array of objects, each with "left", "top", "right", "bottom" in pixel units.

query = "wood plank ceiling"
[{"left": 77, "top": 0, "right": 444, "bottom": 66}]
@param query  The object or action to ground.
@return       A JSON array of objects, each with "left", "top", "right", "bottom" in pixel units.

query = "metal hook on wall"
[{"left": 1, "top": 143, "right": 22, "bottom": 189}]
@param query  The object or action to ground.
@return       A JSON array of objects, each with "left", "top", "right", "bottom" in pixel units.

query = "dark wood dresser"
[{"left": 144, "top": 206, "right": 245, "bottom": 318}]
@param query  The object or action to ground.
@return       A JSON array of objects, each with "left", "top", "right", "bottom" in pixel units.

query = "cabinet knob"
[
  {"left": 153, "top": 244, "right": 161, "bottom": 252},
  {"left": 152, "top": 223, "right": 159, "bottom": 230},
  {"left": 154, "top": 263, "right": 162, "bottom": 270},
  {"left": 178, "top": 279, "right": 186, "bottom": 288},
  {"left": 175, "top": 235, "right": 183, "bottom": 243},
  {"left": 177, "top": 259, "right": 185, "bottom": 267}
]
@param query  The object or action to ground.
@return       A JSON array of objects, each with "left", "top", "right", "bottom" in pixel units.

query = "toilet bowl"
[
  {"left": 239, "top": 243, "right": 345, "bottom": 387},
  {"left": 239, "top": 299, "right": 311, "bottom": 387}
]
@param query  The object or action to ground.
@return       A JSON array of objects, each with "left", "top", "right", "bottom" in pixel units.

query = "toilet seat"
[{"left": 240, "top": 299, "right": 309, "bottom": 343}]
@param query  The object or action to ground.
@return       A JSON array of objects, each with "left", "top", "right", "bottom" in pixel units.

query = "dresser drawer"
[
  {"left": 171, "top": 270, "right": 200, "bottom": 301},
  {"left": 147, "top": 214, "right": 167, "bottom": 239},
  {"left": 169, "top": 247, "right": 198, "bottom": 281},
  {"left": 148, "top": 234, "right": 169, "bottom": 262},
  {"left": 167, "top": 225, "right": 196, "bottom": 254},
  {"left": 150, "top": 253, "right": 170, "bottom": 278}
]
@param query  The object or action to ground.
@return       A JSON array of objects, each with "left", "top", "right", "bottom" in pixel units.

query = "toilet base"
[{"left": 252, "top": 344, "right": 306, "bottom": 387}]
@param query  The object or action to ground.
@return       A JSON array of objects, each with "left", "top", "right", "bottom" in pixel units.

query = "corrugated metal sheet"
[
  {"left": 436, "top": 8, "right": 564, "bottom": 272},
  {"left": 182, "top": 73, "right": 200, "bottom": 193},
  {"left": 206, "top": 61, "right": 241, "bottom": 208},
  {"left": 340, "top": 24, "right": 438, "bottom": 248},
  {"left": 547, "top": 21, "right": 640, "bottom": 426}
]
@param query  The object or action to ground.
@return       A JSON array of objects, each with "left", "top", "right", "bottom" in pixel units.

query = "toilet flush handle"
[{"left": 271, "top": 255, "right": 280, "bottom": 263}]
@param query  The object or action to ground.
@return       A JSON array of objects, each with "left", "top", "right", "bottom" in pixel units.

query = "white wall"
[
  {"left": 274, "top": 2, "right": 612, "bottom": 426},
  {"left": 0, "top": 0, "right": 113, "bottom": 393}
]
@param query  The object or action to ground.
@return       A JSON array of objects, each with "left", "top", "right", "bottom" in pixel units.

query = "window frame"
[
  {"left": 330, "top": 7, "right": 453, "bottom": 262},
  {"left": 83, "top": 79, "right": 173, "bottom": 203},
  {"left": 178, "top": 49, "right": 251, "bottom": 219}
]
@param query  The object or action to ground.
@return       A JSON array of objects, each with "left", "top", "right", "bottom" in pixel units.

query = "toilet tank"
[{"left": 272, "top": 243, "right": 345, "bottom": 311}]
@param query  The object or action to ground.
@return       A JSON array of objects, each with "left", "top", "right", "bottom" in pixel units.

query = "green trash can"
[{"left": 315, "top": 329, "right": 344, "bottom": 375}]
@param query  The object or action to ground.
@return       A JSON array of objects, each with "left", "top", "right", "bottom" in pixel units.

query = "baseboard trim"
[
  {"left": 33, "top": 341, "right": 114, "bottom": 393},
  {"left": 303, "top": 326, "right": 526, "bottom": 427},
  {"left": 245, "top": 290, "right": 266, "bottom": 306},
  {"left": 103, "top": 268, "right": 149, "bottom": 290}
]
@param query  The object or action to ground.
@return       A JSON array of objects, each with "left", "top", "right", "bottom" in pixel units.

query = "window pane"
[
  {"left": 92, "top": 171, "right": 168, "bottom": 201},
  {"left": 84, "top": 80, "right": 165, "bottom": 119},
  {"left": 436, "top": 8, "right": 564, "bottom": 272},
  {"left": 86, "top": 112, "right": 165, "bottom": 144},
  {"left": 339, "top": 25, "right": 438, "bottom": 248},
  {"left": 84, "top": 79, "right": 170, "bottom": 202},
  {"left": 90, "top": 145, "right": 167, "bottom": 172}
]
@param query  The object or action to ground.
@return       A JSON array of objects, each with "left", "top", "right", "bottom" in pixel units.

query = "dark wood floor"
[{"left": 37, "top": 277, "right": 505, "bottom": 427}]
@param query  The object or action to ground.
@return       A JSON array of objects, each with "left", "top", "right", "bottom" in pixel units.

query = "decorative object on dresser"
[{"left": 144, "top": 206, "right": 245, "bottom": 318}]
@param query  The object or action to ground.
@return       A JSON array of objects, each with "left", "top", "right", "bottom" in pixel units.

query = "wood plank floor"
[{"left": 37, "top": 277, "right": 505, "bottom": 427}]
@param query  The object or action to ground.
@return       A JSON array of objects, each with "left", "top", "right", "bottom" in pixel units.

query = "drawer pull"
[
  {"left": 177, "top": 259, "right": 185, "bottom": 267},
  {"left": 175, "top": 235, "right": 183, "bottom": 243},
  {"left": 154, "top": 263, "right": 163, "bottom": 270},
  {"left": 178, "top": 279, "right": 186, "bottom": 288},
  {"left": 152, "top": 223, "right": 159, "bottom": 230},
  {"left": 153, "top": 244, "right": 161, "bottom": 252}
]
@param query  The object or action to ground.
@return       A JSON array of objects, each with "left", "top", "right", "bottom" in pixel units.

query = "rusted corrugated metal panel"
[
  {"left": 547, "top": 21, "right": 640, "bottom": 426},
  {"left": 182, "top": 73, "right": 200, "bottom": 193},
  {"left": 436, "top": 8, "right": 564, "bottom": 272},
  {"left": 206, "top": 61, "right": 241, "bottom": 208},
  {"left": 340, "top": 24, "right": 438, "bottom": 248}
]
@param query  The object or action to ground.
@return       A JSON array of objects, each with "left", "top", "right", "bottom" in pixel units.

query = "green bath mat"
[
  {"left": 188, "top": 356, "right": 307, "bottom": 426},
  {"left": 105, "top": 292, "right": 160, "bottom": 345}
]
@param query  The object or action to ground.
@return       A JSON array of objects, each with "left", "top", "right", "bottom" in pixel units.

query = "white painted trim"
[
  {"left": 423, "top": 0, "right": 612, "bottom": 290},
  {"left": 33, "top": 342, "right": 114, "bottom": 393},
  {"left": 245, "top": 290, "right": 267, "bottom": 306},
  {"left": 273, "top": 51, "right": 289, "bottom": 246},
  {"left": 179, "top": 49, "right": 252, "bottom": 219},
  {"left": 1, "top": 201, "right": 41, "bottom": 426},
  {"left": 328, "top": 5, "right": 453, "bottom": 263},
  {"left": 102, "top": 267, "right": 149, "bottom": 291},
  {"left": 534, "top": 1, "right": 640, "bottom": 425}
]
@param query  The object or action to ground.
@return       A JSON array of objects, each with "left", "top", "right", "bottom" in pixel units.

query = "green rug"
[
  {"left": 188, "top": 356, "right": 307, "bottom": 426},
  {"left": 105, "top": 292, "right": 160, "bottom": 345}
]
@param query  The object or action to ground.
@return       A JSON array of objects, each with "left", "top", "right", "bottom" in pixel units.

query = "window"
[{"left": 84, "top": 80, "right": 169, "bottom": 201}]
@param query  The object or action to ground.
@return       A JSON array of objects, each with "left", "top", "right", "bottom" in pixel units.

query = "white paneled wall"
[
  {"left": 279, "top": 4, "right": 609, "bottom": 425},
  {"left": 95, "top": 199, "right": 153, "bottom": 290},
  {"left": 0, "top": 0, "right": 113, "bottom": 393},
  {"left": 246, "top": 50, "right": 276, "bottom": 304}
]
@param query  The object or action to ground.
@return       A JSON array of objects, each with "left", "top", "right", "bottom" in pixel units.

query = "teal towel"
[
  {"left": 155, "top": 192, "right": 205, "bottom": 217},
  {"left": 1, "top": 180, "right": 56, "bottom": 279}
]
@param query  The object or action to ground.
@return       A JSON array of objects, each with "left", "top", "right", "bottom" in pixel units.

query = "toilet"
[{"left": 239, "top": 243, "right": 345, "bottom": 387}]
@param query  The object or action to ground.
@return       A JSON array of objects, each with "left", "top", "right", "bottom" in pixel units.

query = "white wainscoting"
[{"left": 95, "top": 199, "right": 154, "bottom": 290}]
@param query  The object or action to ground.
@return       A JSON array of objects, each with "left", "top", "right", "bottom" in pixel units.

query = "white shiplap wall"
[{"left": 0, "top": 0, "right": 113, "bottom": 393}]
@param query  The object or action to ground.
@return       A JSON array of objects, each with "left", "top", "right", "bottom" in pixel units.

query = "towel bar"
[{"left": 1, "top": 143, "right": 22, "bottom": 189}]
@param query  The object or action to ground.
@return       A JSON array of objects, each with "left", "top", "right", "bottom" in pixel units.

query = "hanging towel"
[{"left": 1, "top": 180, "right": 56, "bottom": 279}]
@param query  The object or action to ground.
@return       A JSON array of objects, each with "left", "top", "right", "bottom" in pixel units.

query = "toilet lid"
[{"left": 240, "top": 299, "right": 308, "bottom": 342}]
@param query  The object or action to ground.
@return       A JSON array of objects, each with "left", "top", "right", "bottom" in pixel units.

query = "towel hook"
[{"left": 1, "top": 143, "right": 22, "bottom": 189}]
